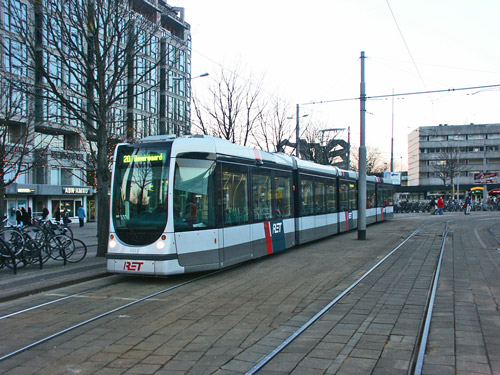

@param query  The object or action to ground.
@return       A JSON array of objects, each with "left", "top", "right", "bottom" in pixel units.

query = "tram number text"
[
  {"left": 272, "top": 223, "right": 282, "bottom": 234},
  {"left": 123, "top": 261, "right": 144, "bottom": 271}
]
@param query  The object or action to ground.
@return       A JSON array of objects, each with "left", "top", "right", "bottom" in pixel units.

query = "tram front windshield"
[{"left": 112, "top": 144, "right": 171, "bottom": 245}]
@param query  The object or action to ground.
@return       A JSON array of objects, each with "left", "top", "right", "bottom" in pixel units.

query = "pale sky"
[{"left": 171, "top": 0, "right": 500, "bottom": 170}]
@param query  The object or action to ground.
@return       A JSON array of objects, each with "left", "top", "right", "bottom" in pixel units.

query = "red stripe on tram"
[
  {"left": 264, "top": 222, "right": 273, "bottom": 254},
  {"left": 345, "top": 212, "right": 349, "bottom": 231},
  {"left": 380, "top": 207, "right": 384, "bottom": 221}
]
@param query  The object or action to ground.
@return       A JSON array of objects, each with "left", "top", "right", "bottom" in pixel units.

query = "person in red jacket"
[{"left": 436, "top": 196, "right": 445, "bottom": 215}]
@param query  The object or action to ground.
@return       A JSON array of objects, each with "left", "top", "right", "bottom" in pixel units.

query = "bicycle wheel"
[
  {"left": 47, "top": 234, "right": 74, "bottom": 261},
  {"left": 0, "top": 228, "right": 25, "bottom": 256},
  {"left": 65, "top": 239, "right": 87, "bottom": 263},
  {"left": 0, "top": 237, "right": 11, "bottom": 269},
  {"left": 22, "top": 235, "right": 42, "bottom": 265}
]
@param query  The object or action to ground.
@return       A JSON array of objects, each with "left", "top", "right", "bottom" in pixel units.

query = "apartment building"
[
  {"left": 1, "top": 0, "right": 191, "bottom": 222},
  {"left": 407, "top": 123, "right": 500, "bottom": 195}
]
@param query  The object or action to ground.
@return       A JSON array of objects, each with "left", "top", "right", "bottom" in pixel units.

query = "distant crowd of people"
[{"left": 14, "top": 205, "right": 86, "bottom": 227}]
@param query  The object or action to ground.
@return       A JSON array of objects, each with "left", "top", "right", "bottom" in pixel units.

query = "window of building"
[
  {"left": 51, "top": 167, "right": 82, "bottom": 186},
  {"left": 487, "top": 133, "right": 500, "bottom": 139},
  {"left": 4, "top": 0, "right": 27, "bottom": 33},
  {"left": 4, "top": 165, "right": 28, "bottom": 184},
  {"left": 448, "top": 134, "right": 466, "bottom": 141},
  {"left": 428, "top": 135, "right": 447, "bottom": 141},
  {"left": 4, "top": 38, "right": 27, "bottom": 76},
  {"left": 467, "top": 134, "right": 484, "bottom": 140}
]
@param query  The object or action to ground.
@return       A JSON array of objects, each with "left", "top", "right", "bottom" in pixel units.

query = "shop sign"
[
  {"left": 473, "top": 173, "right": 497, "bottom": 184},
  {"left": 63, "top": 187, "right": 91, "bottom": 195},
  {"left": 17, "top": 188, "right": 35, "bottom": 193}
]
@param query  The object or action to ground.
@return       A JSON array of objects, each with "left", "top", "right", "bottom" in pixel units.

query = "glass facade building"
[{"left": 1, "top": 0, "right": 192, "bottom": 222}]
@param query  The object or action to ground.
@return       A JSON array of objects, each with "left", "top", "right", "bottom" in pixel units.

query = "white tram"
[{"left": 107, "top": 135, "right": 395, "bottom": 275}]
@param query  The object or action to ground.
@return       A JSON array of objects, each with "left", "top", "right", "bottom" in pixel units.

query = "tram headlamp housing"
[
  {"left": 109, "top": 235, "right": 117, "bottom": 248},
  {"left": 156, "top": 240, "right": 165, "bottom": 250}
]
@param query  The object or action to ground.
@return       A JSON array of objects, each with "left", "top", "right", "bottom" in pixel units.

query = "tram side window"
[
  {"left": 367, "top": 183, "right": 376, "bottom": 208},
  {"left": 300, "top": 177, "right": 314, "bottom": 216},
  {"left": 339, "top": 181, "right": 349, "bottom": 211},
  {"left": 274, "top": 172, "right": 292, "bottom": 218},
  {"left": 314, "top": 180, "right": 325, "bottom": 214},
  {"left": 173, "top": 159, "right": 216, "bottom": 231},
  {"left": 253, "top": 172, "right": 272, "bottom": 221},
  {"left": 376, "top": 186, "right": 384, "bottom": 207},
  {"left": 384, "top": 186, "right": 394, "bottom": 206},
  {"left": 349, "top": 183, "right": 357, "bottom": 210},
  {"left": 326, "top": 181, "right": 337, "bottom": 213},
  {"left": 222, "top": 165, "right": 249, "bottom": 225}
]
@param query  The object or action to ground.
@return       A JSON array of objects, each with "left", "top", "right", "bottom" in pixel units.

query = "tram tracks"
[
  {"left": 0, "top": 218, "right": 486, "bottom": 374},
  {"left": 0, "top": 270, "right": 225, "bottom": 362},
  {"left": 246, "top": 221, "right": 451, "bottom": 375}
]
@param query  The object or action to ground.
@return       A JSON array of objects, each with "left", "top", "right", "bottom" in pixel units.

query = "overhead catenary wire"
[{"left": 303, "top": 83, "right": 500, "bottom": 106}]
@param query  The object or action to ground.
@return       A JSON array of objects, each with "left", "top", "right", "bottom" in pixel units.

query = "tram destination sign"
[
  {"left": 123, "top": 153, "right": 165, "bottom": 163},
  {"left": 63, "top": 187, "right": 91, "bottom": 195},
  {"left": 473, "top": 172, "right": 497, "bottom": 184}
]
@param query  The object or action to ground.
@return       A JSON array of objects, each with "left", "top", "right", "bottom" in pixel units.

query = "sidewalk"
[{"left": 0, "top": 221, "right": 108, "bottom": 302}]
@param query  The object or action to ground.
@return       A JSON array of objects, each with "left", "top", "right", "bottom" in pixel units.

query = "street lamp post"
[
  {"left": 288, "top": 104, "right": 308, "bottom": 158},
  {"left": 168, "top": 72, "right": 209, "bottom": 135}
]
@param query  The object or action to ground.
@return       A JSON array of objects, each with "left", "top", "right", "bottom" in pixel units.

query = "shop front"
[{"left": 6, "top": 184, "right": 94, "bottom": 224}]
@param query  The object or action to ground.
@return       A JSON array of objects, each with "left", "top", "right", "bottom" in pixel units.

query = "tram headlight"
[
  {"left": 156, "top": 240, "right": 165, "bottom": 250},
  {"left": 109, "top": 238, "right": 117, "bottom": 248}
]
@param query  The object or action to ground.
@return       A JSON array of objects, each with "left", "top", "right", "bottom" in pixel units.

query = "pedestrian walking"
[
  {"left": 77, "top": 205, "right": 86, "bottom": 227},
  {"left": 464, "top": 195, "right": 472, "bottom": 215},
  {"left": 15, "top": 208, "right": 22, "bottom": 225},
  {"left": 54, "top": 207, "right": 61, "bottom": 224},
  {"left": 436, "top": 196, "right": 445, "bottom": 215},
  {"left": 27, "top": 207, "right": 33, "bottom": 225},
  {"left": 429, "top": 198, "right": 437, "bottom": 215},
  {"left": 62, "top": 209, "right": 71, "bottom": 227},
  {"left": 42, "top": 206, "right": 49, "bottom": 220},
  {"left": 21, "top": 207, "right": 30, "bottom": 226}
]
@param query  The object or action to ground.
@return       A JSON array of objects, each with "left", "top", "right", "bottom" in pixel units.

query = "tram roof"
[{"left": 170, "top": 135, "right": 295, "bottom": 168}]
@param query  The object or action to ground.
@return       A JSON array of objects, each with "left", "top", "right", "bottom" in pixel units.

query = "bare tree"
[
  {"left": 253, "top": 98, "right": 294, "bottom": 153},
  {"left": 0, "top": 82, "right": 33, "bottom": 218},
  {"left": 2, "top": 0, "right": 178, "bottom": 255},
  {"left": 431, "top": 147, "right": 464, "bottom": 189},
  {"left": 350, "top": 146, "right": 389, "bottom": 174},
  {"left": 192, "top": 64, "right": 265, "bottom": 146}
]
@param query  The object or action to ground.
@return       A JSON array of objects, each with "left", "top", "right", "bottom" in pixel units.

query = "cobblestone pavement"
[{"left": 0, "top": 213, "right": 499, "bottom": 374}]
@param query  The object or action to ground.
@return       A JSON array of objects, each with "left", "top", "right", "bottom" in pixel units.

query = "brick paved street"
[{"left": 0, "top": 213, "right": 499, "bottom": 374}]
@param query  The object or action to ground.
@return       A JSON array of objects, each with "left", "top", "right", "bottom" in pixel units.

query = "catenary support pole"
[
  {"left": 296, "top": 104, "right": 300, "bottom": 157},
  {"left": 358, "top": 51, "right": 367, "bottom": 240}
]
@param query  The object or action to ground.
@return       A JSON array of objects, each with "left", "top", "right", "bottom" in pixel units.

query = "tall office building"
[
  {"left": 408, "top": 123, "right": 500, "bottom": 188},
  {"left": 1, "top": 0, "right": 191, "bottom": 221}
]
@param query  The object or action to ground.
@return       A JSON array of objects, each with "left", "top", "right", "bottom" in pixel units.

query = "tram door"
[
  {"left": 339, "top": 180, "right": 356, "bottom": 231},
  {"left": 220, "top": 165, "right": 253, "bottom": 267}
]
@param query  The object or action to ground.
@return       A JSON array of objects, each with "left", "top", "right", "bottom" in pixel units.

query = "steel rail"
[
  {"left": 0, "top": 278, "right": 120, "bottom": 321},
  {"left": 413, "top": 221, "right": 451, "bottom": 375},
  {"left": 246, "top": 224, "right": 426, "bottom": 375},
  {"left": 488, "top": 223, "right": 500, "bottom": 244},
  {"left": 0, "top": 270, "right": 225, "bottom": 362}
]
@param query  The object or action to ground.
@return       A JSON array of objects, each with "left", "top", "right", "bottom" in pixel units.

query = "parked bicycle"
[{"left": 0, "top": 218, "right": 87, "bottom": 273}]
